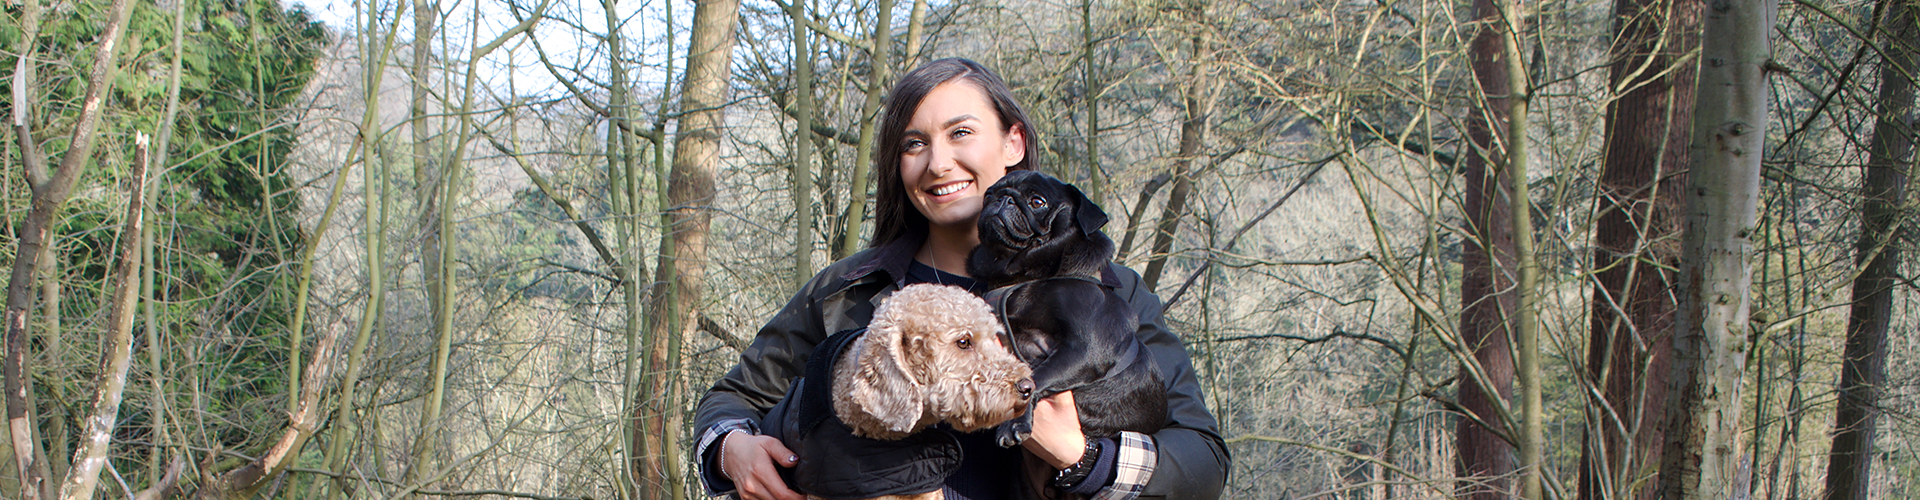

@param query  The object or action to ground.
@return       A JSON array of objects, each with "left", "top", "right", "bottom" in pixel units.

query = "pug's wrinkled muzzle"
[{"left": 985, "top": 195, "right": 1047, "bottom": 249}]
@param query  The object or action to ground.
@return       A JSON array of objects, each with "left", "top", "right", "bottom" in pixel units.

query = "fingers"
[
  {"left": 724, "top": 434, "right": 804, "bottom": 500},
  {"left": 1023, "top": 391, "right": 1086, "bottom": 469}
]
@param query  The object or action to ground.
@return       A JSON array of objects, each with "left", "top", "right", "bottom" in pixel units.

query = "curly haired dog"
[
  {"left": 834, "top": 283, "right": 1036, "bottom": 439},
  {"left": 761, "top": 284, "right": 1035, "bottom": 500}
]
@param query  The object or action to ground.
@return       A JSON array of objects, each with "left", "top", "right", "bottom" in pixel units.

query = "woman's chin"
[{"left": 921, "top": 199, "right": 986, "bottom": 230}]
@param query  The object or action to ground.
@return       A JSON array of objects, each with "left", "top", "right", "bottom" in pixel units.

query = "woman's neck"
[{"left": 917, "top": 224, "right": 979, "bottom": 276}]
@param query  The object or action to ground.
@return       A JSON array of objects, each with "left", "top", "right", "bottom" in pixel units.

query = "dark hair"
[{"left": 869, "top": 58, "right": 1039, "bottom": 248}]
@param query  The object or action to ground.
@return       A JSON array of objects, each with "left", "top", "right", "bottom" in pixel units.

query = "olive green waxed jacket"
[{"left": 693, "top": 233, "right": 1229, "bottom": 500}]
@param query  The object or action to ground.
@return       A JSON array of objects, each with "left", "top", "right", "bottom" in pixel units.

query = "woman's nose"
[{"left": 929, "top": 154, "right": 955, "bottom": 177}]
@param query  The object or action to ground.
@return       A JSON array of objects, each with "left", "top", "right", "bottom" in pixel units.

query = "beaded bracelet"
[
  {"left": 719, "top": 429, "right": 742, "bottom": 480},
  {"left": 1052, "top": 439, "right": 1103, "bottom": 489}
]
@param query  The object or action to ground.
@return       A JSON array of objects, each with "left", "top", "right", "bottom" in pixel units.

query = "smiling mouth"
[{"left": 929, "top": 181, "right": 972, "bottom": 197}]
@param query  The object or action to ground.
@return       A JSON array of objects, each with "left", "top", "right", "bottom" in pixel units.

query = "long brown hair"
[{"left": 869, "top": 58, "right": 1039, "bottom": 248}]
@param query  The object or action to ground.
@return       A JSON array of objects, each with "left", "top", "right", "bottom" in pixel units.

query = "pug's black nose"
[{"left": 1017, "top": 379, "right": 1035, "bottom": 400}]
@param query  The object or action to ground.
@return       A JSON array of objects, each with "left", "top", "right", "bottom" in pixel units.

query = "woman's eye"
[
  {"left": 951, "top": 128, "right": 972, "bottom": 139},
  {"left": 1029, "top": 196, "right": 1047, "bottom": 210},
  {"left": 902, "top": 138, "right": 926, "bottom": 152}
]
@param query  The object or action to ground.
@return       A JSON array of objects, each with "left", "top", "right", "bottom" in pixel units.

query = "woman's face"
[{"left": 899, "top": 81, "right": 1028, "bottom": 233}]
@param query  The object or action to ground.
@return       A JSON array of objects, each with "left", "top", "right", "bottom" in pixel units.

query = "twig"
[
  {"left": 1163, "top": 157, "right": 1333, "bottom": 309},
  {"left": 1197, "top": 325, "right": 1406, "bottom": 359}
]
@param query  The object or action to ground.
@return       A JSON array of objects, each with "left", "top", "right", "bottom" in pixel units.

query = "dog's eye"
[
  {"left": 957, "top": 337, "right": 973, "bottom": 350},
  {"left": 1028, "top": 196, "right": 1047, "bottom": 210}
]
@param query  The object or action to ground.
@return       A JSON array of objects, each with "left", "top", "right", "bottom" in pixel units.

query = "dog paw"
[{"left": 996, "top": 420, "right": 1032, "bottom": 448}]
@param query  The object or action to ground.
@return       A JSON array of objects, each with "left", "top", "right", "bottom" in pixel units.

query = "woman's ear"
[{"left": 1002, "top": 123, "right": 1028, "bottom": 167}]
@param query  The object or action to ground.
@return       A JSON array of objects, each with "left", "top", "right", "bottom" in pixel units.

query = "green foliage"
[{"left": 2, "top": 0, "right": 326, "bottom": 459}]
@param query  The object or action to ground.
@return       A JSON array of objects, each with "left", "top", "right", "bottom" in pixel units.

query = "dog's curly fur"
[{"left": 832, "top": 284, "right": 1035, "bottom": 440}]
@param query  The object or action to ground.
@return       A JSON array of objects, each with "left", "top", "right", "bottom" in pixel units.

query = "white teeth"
[{"left": 931, "top": 181, "right": 970, "bottom": 196}]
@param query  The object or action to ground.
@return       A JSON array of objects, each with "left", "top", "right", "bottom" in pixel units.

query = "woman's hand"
[
  {"left": 1022, "top": 391, "right": 1088, "bottom": 469},
  {"left": 719, "top": 431, "right": 803, "bottom": 500}
]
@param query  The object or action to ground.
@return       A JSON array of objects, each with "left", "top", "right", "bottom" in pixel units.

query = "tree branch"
[
  {"left": 55, "top": 134, "right": 148, "bottom": 500},
  {"left": 1163, "top": 156, "right": 1332, "bottom": 309}
]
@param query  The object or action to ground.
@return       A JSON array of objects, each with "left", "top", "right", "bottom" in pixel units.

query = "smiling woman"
[
  {"left": 871, "top": 58, "right": 1042, "bottom": 260},
  {"left": 691, "top": 58, "right": 1228, "bottom": 500},
  {"left": 898, "top": 81, "right": 1026, "bottom": 274}
]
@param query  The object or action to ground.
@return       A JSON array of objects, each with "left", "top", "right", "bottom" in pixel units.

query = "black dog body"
[{"left": 969, "top": 170, "right": 1168, "bottom": 447}]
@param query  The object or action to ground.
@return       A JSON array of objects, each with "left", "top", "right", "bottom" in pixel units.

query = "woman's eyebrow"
[
  {"left": 943, "top": 114, "right": 980, "bottom": 129},
  {"left": 903, "top": 114, "right": 980, "bottom": 138}
]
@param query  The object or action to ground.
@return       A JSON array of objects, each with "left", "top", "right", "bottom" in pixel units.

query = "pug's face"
[{"left": 970, "top": 170, "right": 1113, "bottom": 285}]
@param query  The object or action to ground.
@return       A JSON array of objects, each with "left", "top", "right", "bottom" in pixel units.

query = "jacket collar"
[{"left": 840, "top": 226, "right": 925, "bottom": 286}]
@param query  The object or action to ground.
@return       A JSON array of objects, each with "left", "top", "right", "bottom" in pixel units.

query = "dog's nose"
[{"left": 1017, "top": 379, "right": 1035, "bottom": 400}]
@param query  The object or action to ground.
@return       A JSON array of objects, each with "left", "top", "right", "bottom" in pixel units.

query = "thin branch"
[{"left": 1163, "top": 156, "right": 1333, "bottom": 309}]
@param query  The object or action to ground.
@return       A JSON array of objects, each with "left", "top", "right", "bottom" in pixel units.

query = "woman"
[{"left": 692, "top": 58, "right": 1228, "bottom": 500}]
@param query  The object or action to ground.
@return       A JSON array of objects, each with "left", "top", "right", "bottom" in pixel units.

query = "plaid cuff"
[
  {"left": 1090, "top": 431, "right": 1157, "bottom": 500},
  {"left": 695, "top": 418, "right": 759, "bottom": 497}
]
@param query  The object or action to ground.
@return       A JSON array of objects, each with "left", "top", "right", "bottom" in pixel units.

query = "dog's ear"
[
  {"left": 1065, "top": 181, "right": 1108, "bottom": 235},
  {"left": 844, "top": 317, "right": 928, "bottom": 436}
]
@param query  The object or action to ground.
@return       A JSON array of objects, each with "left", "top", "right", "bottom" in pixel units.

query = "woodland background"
[{"left": 0, "top": 0, "right": 1914, "bottom": 498}]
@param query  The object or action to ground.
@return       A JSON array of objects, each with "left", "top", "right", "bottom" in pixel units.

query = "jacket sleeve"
[
  {"left": 692, "top": 268, "right": 842, "bottom": 495},
  {"left": 1112, "top": 264, "right": 1231, "bottom": 500}
]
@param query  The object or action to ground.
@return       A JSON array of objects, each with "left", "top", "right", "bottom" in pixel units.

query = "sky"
[{"left": 280, "top": 0, "right": 690, "bottom": 98}]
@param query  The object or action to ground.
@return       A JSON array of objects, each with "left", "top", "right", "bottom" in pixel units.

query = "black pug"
[{"left": 967, "top": 170, "right": 1168, "bottom": 448}]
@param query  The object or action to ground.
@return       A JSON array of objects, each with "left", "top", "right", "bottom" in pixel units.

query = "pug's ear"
[{"left": 1066, "top": 182, "right": 1109, "bottom": 234}]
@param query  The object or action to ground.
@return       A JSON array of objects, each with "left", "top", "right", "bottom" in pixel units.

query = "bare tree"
[
  {"left": 54, "top": 136, "right": 147, "bottom": 500},
  {"left": 638, "top": 0, "right": 743, "bottom": 497},
  {"left": 1456, "top": 0, "right": 1522, "bottom": 496},
  {"left": 1824, "top": 2, "right": 1917, "bottom": 499},
  {"left": 1579, "top": 0, "right": 1701, "bottom": 496},
  {"left": 1658, "top": 0, "right": 1777, "bottom": 495},
  {"left": 4, "top": 0, "right": 138, "bottom": 495}
]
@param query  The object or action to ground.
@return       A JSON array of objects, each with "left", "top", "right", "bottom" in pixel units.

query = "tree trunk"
[
  {"left": 1494, "top": 0, "right": 1542, "bottom": 497},
  {"left": 413, "top": 0, "right": 445, "bottom": 403},
  {"left": 637, "top": 0, "right": 741, "bottom": 498},
  {"left": 409, "top": 0, "right": 522, "bottom": 487},
  {"left": 788, "top": 0, "right": 817, "bottom": 287},
  {"left": 835, "top": 0, "right": 892, "bottom": 259},
  {"left": 145, "top": 0, "right": 195, "bottom": 479},
  {"left": 320, "top": 6, "right": 404, "bottom": 497},
  {"left": 194, "top": 322, "right": 343, "bottom": 500},
  {"left": 1824, "top": 3, "right": 1916, "bottom": 499},
  {"left": 1578, "top": 0, "right": 1701, "bottom": 496},
  {"left": 1457, "top": 0, "right": 1518, "bottom": 496},
  {"left": 6, "top": 0, "right": 138, "bottom": 495},
  {"left": 1143, "top": 28, "right": 1210, "bottom": 290},
  {"left": 54, "top": 136, "right": 147, "bottom": 500},
  {"left": 1658, "top": 0, "right": 1775, "bottom": 495},
  {"left": 1081, "top": 0, "right": 1102, "bottom": 207},
  {"left": 904, "top": 0, "right": 927, "bottom": 68}
]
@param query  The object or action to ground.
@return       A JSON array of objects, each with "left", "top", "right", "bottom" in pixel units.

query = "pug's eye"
[
  {"left": 1028, "top": 196, "right": 1047, "bottom": 210},
  {"left": 957, "top": 336, "right": 973, "bottom": 350}
]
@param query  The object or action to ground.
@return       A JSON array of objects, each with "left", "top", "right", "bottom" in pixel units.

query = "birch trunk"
[{"left": 1658, "top": 0, "right": 1775, "bottom": 495}]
